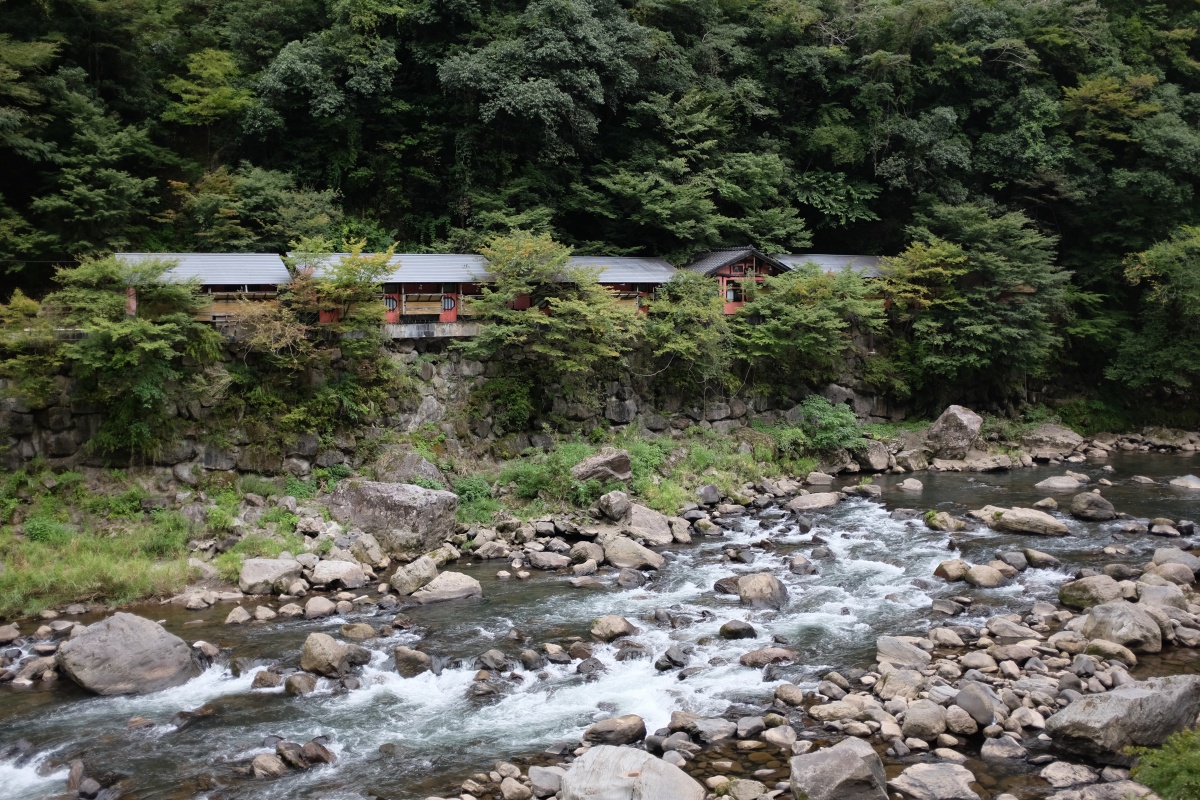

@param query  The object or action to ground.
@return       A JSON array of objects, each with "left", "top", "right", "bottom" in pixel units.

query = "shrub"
[
  {"left": 139, "top": 510, "right": 191, "bottom": 557},
  {"left": 239, "top": 474, "right": 281, "bottom": 498},
  {"left": 24, "top": 516, "right": 74, "bottom": 545},
  {"left": 1131, "top": 727, "right": 1200, "bottom": 800},
  {"left": 285, "top": 475, "right": 315, "bottom": 499},
  {"left": 259, "top": 506, "right": 298, "bottom": 534}
]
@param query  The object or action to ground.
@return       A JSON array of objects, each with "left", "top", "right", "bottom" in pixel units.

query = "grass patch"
[
  {"left": 239, "top": 474, "right": 281, "bottom": 498},
  {"left": 259, "top": 505, "right": 298, "bottom": 534},
  {"left": 212, "top": 532, "right": 306, "bottom": 582},
  {"left": 454, "top": 475, "right": 502, "bottom": 524}
]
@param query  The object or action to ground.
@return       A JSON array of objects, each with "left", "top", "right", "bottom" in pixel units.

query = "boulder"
[
  {"left": 902, "top": 699, "right": 947, "bottom": 740},
  {"left": 1168, "top": 475, "right": 1200, "bottom": 490},
  {"left": 786, "top": 493, "right": 841, "bottom": 512},
  {"left": 1059, "top": 575, "right": 1122, "bottom": 609},
  {"left": 571, "top": 449, "right": 632, "bottom": 484},
  {"left": 789, "top": 736, "right": 888, "bottom": 800},
  {"left": 1081, "top": 601, "right": 1162, "bottom": 653},
  {"left": 737, "top": 572, "right": 788, "bottom": 610},
  {"left": 739, "top": 647, "right": 799, "bottom": 667},
  {"left": 1034, "top": 477, "right": 1084, "bottom": 493},
  {"left": 1022, "top": 423, "right": 1084, "bottom": 459},
  {"left": 1070, "top": 493, "right": 1116, "bottom": 522},
  {"left": 1153, "top": 547, "right": 1200, "bottom": 574},
  {"left": 963, "top": 565, "right": 1005, "bottom": 588},
  {"left": 326, "top": 480, "right": 457, "bottom": 559},
  {"left": 626, "top": 504, "right": 673, "bottom": 546},
  {"left": 559, "top": 745, "right": 704, "bottom": 800},
  {"left": 1040, "top": 762, "right": 1099, "bottom": 789},
  {"left": 304, "top": 596, "right": 336, "bottom": 618},
  {"left": 934, "top": 559, "right": 971, "bottom": 581},
  {"left": 56, "top": 613, "right": 201, "bottom": 695},
  {"left": 300, "top": 633, "right": 350, "bottom": 677},
  {"left": 238, "top": 558, "right": 302, "bottom": 595},
  {"left": 603, "top": 537, "right": 665, "bottom": 570},
  {"left": 394, "top": 646, "right": 432, "bottom": 677},
  {"left": 925, "top": 405, "right": 983, "bottom": 459},
  {"left": 583, "top": 715, "right": 647, "bottom": 745},
  {"left": 529, "top": 551, "right": 571, "bottom": 570},
  {"left": 598, "top": 490, "right": 631, "bottom": 521},
  {"left": 590, "top": 615, "right": 638, "bottom": 642},
  {"left": 696, "top": 484, "right": 721, "bottom": 505},
  {"left": 308, "top": 560, "right": 366, "bottom": 590},
  {"left": 251, "top": 753, "right": 288, "bottom": 779},
  {"left": 877, "top": 636, "right": 931, "bottom": 670},
  {"left": 979, "top": 506, "right": 1069, "bottom": 536},
  {"left": 410, "top": 571, "right": 483, "bottom": 605},
  {"left": 888, "top": 763, "right": 980, "bottom": 800},
  {"left": 955, "top": 682, "right": 1001, "bottom": 727},
  {"left": 373, "top": 446, "right": 446, "bottom": 488},
  {"left": 720, "top": 620, "right": 756, "bottom": 640},
  {"left": 389, "top": 555, "right": 438, "bottom": 595},
  {"left": 1044, "top": 675, "right": 1200, "bottom": 763},
  {"left": 855, "top": 440, "right": 891, "bottom": 472}
]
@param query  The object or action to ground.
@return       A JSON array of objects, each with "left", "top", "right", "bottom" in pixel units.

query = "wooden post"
[{"left": 125, "top": 286, "right": 137, "bottom": 316}]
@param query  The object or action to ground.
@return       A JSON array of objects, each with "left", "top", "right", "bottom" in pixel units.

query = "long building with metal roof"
[{"left": 117, "top": 252, "right": 291, "bottom": 285}]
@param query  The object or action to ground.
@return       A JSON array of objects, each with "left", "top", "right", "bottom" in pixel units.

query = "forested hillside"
[{"left": 2, "top": 0, "right": 1199, "bottom": 399}]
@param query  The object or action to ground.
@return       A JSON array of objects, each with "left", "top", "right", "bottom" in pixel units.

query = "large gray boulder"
[
  {"left": 876, "top": 636, "right": 931, "bottom": 670},
  {"left": 603, "top": 536, "right": 665, "bottom": 570},
  {"left": 1168, "top": 475, "right": 1200, "bottom": 490},
  {"left": 1022, "top": 423, "right": 1084, "bottom": 460},
  {"left": 1081, "top": 601, "right": 1162, "bottom": 653},
  {"left": 626, "top": 504, "right": 673, "bottom": 546},
  {"left": 238, "top": 557, "right": 302, "bottom": 594},
  {"left": 855, "top": 439, "right": 890, "bottom": 472},
  {"left": 56, "top": 613, "right": 201, "bottom": 695},
  {"left": 582, "top": 715, "right": 647, "bottom": 745},
  {"left": 737, "top": 573, "right": 789, "bottom": 610},
  {"left": 389, "top": 555, "right": 438, "bottom": 595},
  {"left": 327, "top": 480, "right": 457, "bottom": 559},
  {"left": 560, "top": 745, "right": 704, "bottom": 800},
  {"left": 1070, "top": 493, "right": 1116, "bottom": 521},
  {"left": 1044, "top": 675, "right": 1200, "bottom": 763},
  {"left": 789, "top": 736, "right": 888, "bottom": 800},
  {"left": 410, "top": 571, "right": 482, "bottom": 604},
  {"left": 308, "top": 560, "right": 366, "bottom": 589},
  {"left": 373, "top": 446, "right": 446, "bottom": 488},
  {"left": 887, "top": 763, "right": 980, "bottom": 800},
  {"left": 977, "top": 506, "right": 1069, "bottom": 536},
  {"left": 1059, "top": 575, "right": 1122, "bottom": 609},
  {"left": 785, "top": 493, "right": 841, "bottom": 512},
  {"left": 1034, "top": 476, "right": 1084, "bottom": 493},
  {"left": 925, "top": 405, "right": 982, "bottom": 459},
  {"left": 571, "top": 449, "right": 632, "bottom": 484}
]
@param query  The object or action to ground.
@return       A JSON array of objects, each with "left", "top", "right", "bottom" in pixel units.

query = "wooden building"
[
  {"left": 117, "top": 252, "right": 291, "bottom": 323},
  {"left": 682, "top": 247, "right": 791, "bottom": 314},
  {"left": 568, "top": 256, "right": 677, "bottom": 312}
]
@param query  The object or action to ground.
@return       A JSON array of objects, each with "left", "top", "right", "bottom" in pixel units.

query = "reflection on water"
[{"left": 1, "top": 453, "right": 1197, "bottom": 799}]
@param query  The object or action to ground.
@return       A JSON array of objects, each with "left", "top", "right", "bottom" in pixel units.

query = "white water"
[{"left": 3, "top": 458, "right": 1198, "bottom": 799}]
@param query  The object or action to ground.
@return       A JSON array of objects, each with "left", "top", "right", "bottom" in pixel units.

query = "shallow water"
[{"left": 2, "top": 453, "right": 1199, "bottom": 799}]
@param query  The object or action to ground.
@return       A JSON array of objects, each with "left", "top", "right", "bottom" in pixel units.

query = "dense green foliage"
[
  {"left": 4, "top": 0, "right": 1200, "bottom": 404},
  {"left": 1132, "top": 727, "right": 1200, "bottom": 800}
]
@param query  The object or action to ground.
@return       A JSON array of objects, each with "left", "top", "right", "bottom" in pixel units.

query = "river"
[{"left": 2, "top": 452, "right": 1199, "bottom": 799}]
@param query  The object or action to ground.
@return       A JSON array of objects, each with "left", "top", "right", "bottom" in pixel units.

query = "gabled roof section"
[
  {"left": 774, "top": 253, "right": 885, "bottom": 278},
  {"left": 300, "top": 253, "right": 492, "bottom": 283},
  {"left": 116, "top": 252, "right": 291, "bottom": 285},
  {"left": 568, "top": 256, "right": 677, "bottom": 283},
  {"left": 682, "top": 246, "right": 789, "bottom": 276}
]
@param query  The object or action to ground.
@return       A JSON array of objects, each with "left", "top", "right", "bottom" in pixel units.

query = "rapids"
[{"left": 2, "top": 452, "right": 1198, "bottom": 799}]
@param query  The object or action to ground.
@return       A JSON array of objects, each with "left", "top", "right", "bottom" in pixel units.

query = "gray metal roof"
[
  {"left": 683, "top": 246, "right": 788, "bottom": 276},
  {"left": 568, "top": 256, "right": 676, "bottom": 283},
  {"left": 774, "top": 253, "right": 885, "bottom": 278},
  {"left": 116, "top": 252, "right": 291, "bottom": 285},
  {"left": 301, "top": 253, "right": 492, "bottom": 283}
]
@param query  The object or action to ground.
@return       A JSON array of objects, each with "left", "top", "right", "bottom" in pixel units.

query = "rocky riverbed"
[{"left": 2, "top": 446, "right": 1199, "bottom": 800}]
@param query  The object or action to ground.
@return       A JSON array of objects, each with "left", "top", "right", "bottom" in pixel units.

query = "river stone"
[
  {"left": 339, "top": 622, "right": 376, "bottom": 641},
  {"left": 1081, "top": 601, "right": 1162, "bottom": 653},
  {"left": 529, "top": 765, "right": 566, "bottom": 797},
  {"left": 1085, "top": 639, "right": 1137, "bottom": 667},
  {"left": 326, "top": 480, "right": 457, "bottom": 560},
  {"left": 390, "top": 555, "right": 438, "bottom": 595},
  {"left": 691, "top": 717, "right": 738, "bottom": 742},
  {"left": 1024, "top": 548, "right": 1062, "bottom": 568},
  {"left": 284, "top": 673, "right": 317, "bottom": 695},
  {"left": 1070, "top": 493, "right": 1116, "bottom": 521},
  {"left": 979, "top": 506, "right": 1069, "bottom": 536},
  {"left": 877, "top": 636, "right": 931, "bottom": 670},
  {"left": 394, "top": 645, "right": 432, "bottom": 677},
  {"left": 987, "top": 616, "right": 1042, "bottom": 640},
  {"left": 501, "top": 776, "right": 533, "bottom": 800},
  {"left": 1138, "top": 583, "right": 1187, "bottom": 610},
  {"left": 1059, "top": 575, "right": 1122, "bottom": 609},
  {"left": 300, "top": 633, "right": 349, "bottom": 676},
  {"left": 902, "top": 699, "right": 947, "bottom": 740},
  {"left": 627, "top": 504, "right": 673, "bottom": 546},
  {"left": 309, "top": 560, "right": 366, "bottom": 589},
  {"left": 529, "top": 551, "right": 572, "bottom": 570},
  {"left": 238, "top": 558, "right": 302, "bottom": 594},
  {"left": 1043, "top": 675, "right": 1200, "bottom": 763},
  {"left": 981, "top": 736, "right": 1027, "bottom": 760},
  {"left": 739, "top": 647, "right": 799, "bottom": 667},
  {"left": 786, "top": 493, "right": 841, "bottom": 512},
  {"left": 926, "top": 405, "right": 982, "bottom": 459},
  {"left": 590, "top": 615, "right": 638, "bottom": 642},
  {"left": 737, "top": 572, "right": 788, "bottom": 609},
  {"left": 372, "top": 446, "right": 446, "bottom": 487},
  {"left": 1040, "top": 762, "right": 1098, "bottom": 788},
  {"left": 888, "top": 763, "right": 980, "bottom": 800},
  {"left": 789, "top": 736, "right": 888, "bottom": 800},
  {"left": 583, "top": 714, "right": 647, "bottom": 745},
  {"left": 720, "top": 620, "right": 756, "bottom": 639},
  {"left": 1034, "top": 476, "right": 1084, "bottom": 493},
  {"left": 598, "top": 490, "right": 631, "bottom": 521},
  {"left": 1152, "top": 547, "right": 1200, "bottom": 573},
  {"left": 225, "top": 606, "right": 251, "bottom": 625},
  {"left": 964, "top": 564, "right": 1005, "bottom": 588},
  {"left": 955, "top": 682, "right": 1000, "bottom": 726},
  {"left": 304, "top": 596, "right": 336, "bottom": 618},
  {"left": 1022, "top": 423, "right": 1084, "bottom": 459},
  {"left": 56, "top": 613, "right": 201, "bottom": 696},
  {"left": 603, "top": 537, "right": 665, "bottom": 570},
  {"left": 559, "top": 744, "right": 704, "bottom": 800},
  {"left": 1168, "top": 475, "right": 1200, "bottom": 489},
  {"left": 251, "top": 753, "right": 289, "bottom": 779},
  {"left": 934, "top": 559, "right": 971, "bottom": 581},
  {"left": 571, "top": 449, "right": 632, "bottom": 484},
  {"left": 411, "top": 571, "right": 483, "bottom": 604}
]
